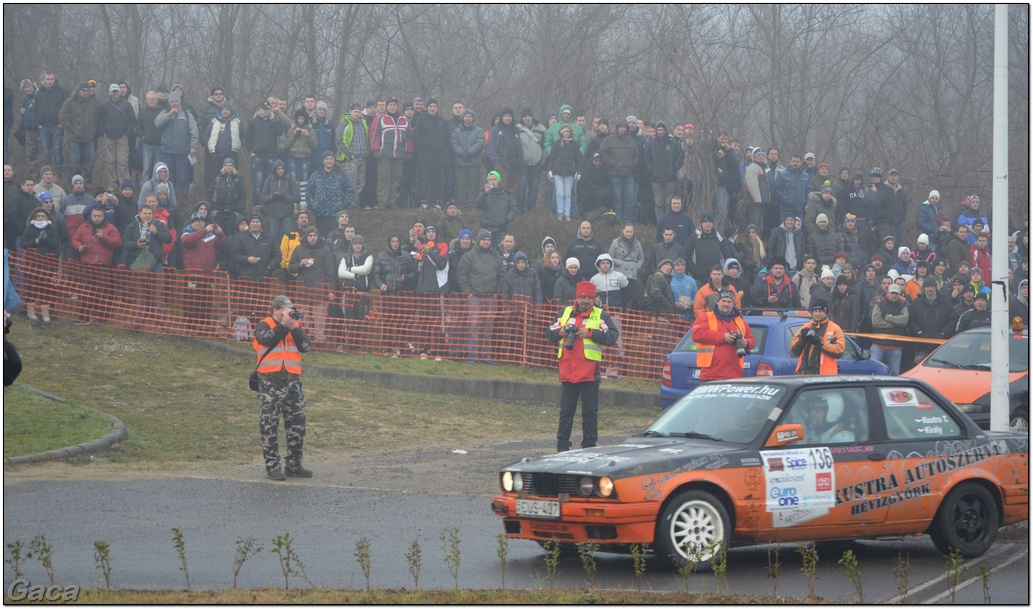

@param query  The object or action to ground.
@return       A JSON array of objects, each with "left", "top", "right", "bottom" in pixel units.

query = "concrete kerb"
[
  {"left": 4, "top": 383, "right": 129, "bottom": 466},
  {"left": 194, "top": 338, "right": 662, "bottom": 409}
]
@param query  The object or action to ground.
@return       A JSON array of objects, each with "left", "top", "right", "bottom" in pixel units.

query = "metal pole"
[{"left": 989, "top": 4, "right": 1010, "bottom": 431}]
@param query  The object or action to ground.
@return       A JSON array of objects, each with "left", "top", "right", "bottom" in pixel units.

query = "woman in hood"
[
  {"left": 20, "top": 207, "right": 62, "bottom": 326},
  {"left": 261, "top": 159, "right": 300, "bottom": 242},
  {"left": 285, "top": 109, "right": 318, "bottom": 188},
  {"left": 536, "top": 250, "right": 563, "bottom": 303},
  {"left": 373, "top": 233, "right": 414, "bottom": 295}
]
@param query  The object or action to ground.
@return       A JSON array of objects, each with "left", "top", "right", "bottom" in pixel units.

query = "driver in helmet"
[{"left": 802, "top": 394, "right": 854, "bottom": 444}]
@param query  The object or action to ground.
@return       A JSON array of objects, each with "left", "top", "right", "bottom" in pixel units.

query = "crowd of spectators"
[{"left": 3, "top": 73, "right": 1029, "bottom": 370}]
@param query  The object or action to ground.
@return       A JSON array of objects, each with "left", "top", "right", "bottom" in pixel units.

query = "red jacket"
[
  {"left": 969, "top": 244, "right": 991, "bottom": 280},
  {"left": 690, "top": 310, "right": 756, "bottom": 382},
  {"left": 180, "top": 227, "right": 228, "bottom": 274},
  {"left": 71, "top": 221, "right": 122, "bottom": 266}
]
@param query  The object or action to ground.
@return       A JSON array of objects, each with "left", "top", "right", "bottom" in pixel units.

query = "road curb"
[
  {"left": 195, "top": 338, "right": 662, "bottom": 409},
  {"left": 4, "top": 383, "right": 129, "bottom": 466}
]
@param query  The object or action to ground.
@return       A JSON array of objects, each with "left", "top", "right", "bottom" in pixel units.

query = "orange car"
[
  {"left": 902, "top": 327, "right": 1029, "bottom": 432},
  {"left": 492, "top": 376, "right": 1029, "bottom": 570}
]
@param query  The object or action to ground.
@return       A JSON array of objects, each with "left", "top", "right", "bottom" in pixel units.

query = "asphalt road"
[{"left": 3, "top": 477, "right": 1027, "bottom": 602}]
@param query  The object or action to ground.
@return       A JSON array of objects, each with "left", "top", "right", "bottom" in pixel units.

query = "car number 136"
[
  {"left": 808, "top": 447, "right": 834, "bottom": 469},
  {"left": 515, "top": 499, "right": 561, "bottom": 519}
]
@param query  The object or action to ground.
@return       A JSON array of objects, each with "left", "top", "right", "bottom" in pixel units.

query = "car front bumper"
[{"left": 491, "top": 495, "right": 661, "bottom": 544}]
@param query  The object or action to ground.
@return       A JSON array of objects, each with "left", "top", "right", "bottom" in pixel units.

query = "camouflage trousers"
[{"left": 258, "top": 377, "right": 306, "bottom": 472}]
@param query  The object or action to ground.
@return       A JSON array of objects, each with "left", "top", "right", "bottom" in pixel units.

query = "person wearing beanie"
[
  {"left": 547, "top": 279, "right": 619, "bottom": 452},
  {"left": 809, "top": 161, "right": 832, "bottom": 192},
  {"left": 916, "top": 189, "right": 945, "bottom": 240},
  {"left": 452, "top": 106, "right": 485, "bottom": 208},
  {"left": 829, "top": 273, "right": 863, "bottom": 332},
  {"left": 456, "top": 227, "right": 504, "bottom": 362},
  {"left": 515, "top": 106, "right": 547, "bottom": 213},
  {"left": 337, "top": 233, "right": 374, "bottom": 323},
  {"left": 486, "top": 106, "right": 523, "bottom": 193},
  {"left": 956, "top": 291, "right": 991, "bottom": 332},
  {"left": 789, "top": 297, "right": 846, "bottom": 376},
  {"left": 502, "top": 250, "right": 543, "bottom": 305},
  {"left": 690, "top": 286, "right": 756, "bottom": 382},
  {"left": 808, "top": 265, "right": 836, "bottom": 305},
  {"left": 412, "top": 96, "right": 450, "bottom": 210},
  {"left": 908, "top": 275, "right": 957, "bottom": 357},
  {"left": 805, "top": 182, "right": 837, "bottom": 237},
  {"left": 153, "top": 88, "right": 199, "bottom": 197},
  {"left": 476, "top": 170, "right": 518, "bottom": 248},
  {"left": 807, "top": 210, "right": 844, "bottom": 268},
  {"left": 552, "top": 256, "right": 583, "bottom": 305},
  {"left": 436, "top": 200, "right": 468, "bottom": 245},
  {"left": 598, "top": 120, "right": 639, "bottom": 222},
  {"left": 546, "top": 122, "right": 583, "bottom": 221}
]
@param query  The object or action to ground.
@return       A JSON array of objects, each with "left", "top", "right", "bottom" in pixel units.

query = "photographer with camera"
[
  {"left": 789, "top": 299, "right": 845, "bottom": 375},
  {"left": 690, "top": 289, "right": 756, "bottom": 382},
  {"left": 546, "top": 281, "right": 619, "bottom": 452},
  {"left": 254, "top": 295, "right": 312, "bottom": 481}
]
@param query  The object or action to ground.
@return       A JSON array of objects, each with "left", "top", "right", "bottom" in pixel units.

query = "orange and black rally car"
[{"left": 492, "top": 376, "right": 1028, "bottom": 570}]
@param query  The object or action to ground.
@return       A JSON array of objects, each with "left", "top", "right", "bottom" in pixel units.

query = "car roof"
[{"left": 707, "top": 375, "right": 920, "bottom": 387}]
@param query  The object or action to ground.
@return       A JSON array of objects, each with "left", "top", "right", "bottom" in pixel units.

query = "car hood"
[
  {"left": 902, "top": 367, "right": 1025, "bottom": 403},
  {"left": 501, "top": 439, "right": 746, "bottom": 479}
]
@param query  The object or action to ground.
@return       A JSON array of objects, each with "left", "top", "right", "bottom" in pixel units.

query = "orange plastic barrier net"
[{"left": 9, "top": 250, "right": 689, "bottom": 382}]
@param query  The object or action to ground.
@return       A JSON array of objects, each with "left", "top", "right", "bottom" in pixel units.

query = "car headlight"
[
  {"left": 501, "top": 471, "right": 513, "bottom": 492},
  {"left": 578, "top": 476, "right": 594, "bottom": 497},
  {"left": 955, "top": 403, "right": 983, "bottom": 413},
  {"left": 513, "top": 472, "right": 524, "bottom": 491},
  {"left": 598, "top": 476, "right": 614, "bottom": 497}
]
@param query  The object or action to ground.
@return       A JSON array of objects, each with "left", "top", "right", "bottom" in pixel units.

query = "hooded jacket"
[
  {"left": 502, "top": 257, "right": 543, "bottom": 303},
  {"left": 598, "top": 129, "right": 638, "bottom": 177},
  {"left": 804, "top": 192, "right": 837, "bottom": 236},
  {"left": 261, "top": 160, "right": 300, "bottom": 218},
  {"left": 337, "top": 239, "right": 373, "bottom": 293},
  {"left": 644, "top": 123, "right": 684, "bottom": 182},
  {"left": 487, "top": 119, "right": 523, "bottom": 170},
  {"left": 543, "top": 104, "right": 587, "bottom": 156},
  {"left": 208, "top": 166, "right": 248, "bottom": 212},
  {"left": 590, "top": 253, "right": 628, "bottom": 308},
  {"left": 138, "top": 162, "right": 179, "bottom": 210},
  {"left": 373, "top": 234, "right": 415, "bottom": 293},
  {"left": 21, "top": 208, "right": 63, "bottom": 258},
  {"left": 288, "top": 227, "right": 336, "bottom": 288},
  {"left": 284, "top": 114, "right": 318, "bottom": 159},
  {"left": 516, "top": 118, "right": 547, "bottom": 167}
]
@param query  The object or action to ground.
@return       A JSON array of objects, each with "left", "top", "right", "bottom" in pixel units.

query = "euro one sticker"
[{"left": 761, "top": 447, "right": 836, "bottom": 528}]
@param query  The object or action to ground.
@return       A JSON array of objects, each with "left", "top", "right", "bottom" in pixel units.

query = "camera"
[
  {"left": 731, "top": 332, "right": 747, "bottom": 357},
  {"left": 288, "top": 309, "right": 303, "bottom": 320},
  {"left": 562, "top": 322, "right": 578, "bottom": 350},
  {"left": 804, "top": 327, "right": 819, "bottom": 344}
]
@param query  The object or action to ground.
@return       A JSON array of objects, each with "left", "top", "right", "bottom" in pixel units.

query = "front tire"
[
  {"left": 1009, "top": 409, "right": 1028, "bottom": 434},
  {"left": 929, "top": 483, "right": 999, "bottom": 557},
  {"left": 654, "top": 490, "right": 731, "bottom": 571}
]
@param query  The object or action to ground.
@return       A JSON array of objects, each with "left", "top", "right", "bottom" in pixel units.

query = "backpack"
[{"left": 232, "top": 316, "right": 253, "bottom": 342}]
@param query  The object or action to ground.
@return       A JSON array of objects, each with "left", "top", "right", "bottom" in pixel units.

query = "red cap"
[{"left": 576, "top": 281, "right": 596, "bottom": 298}]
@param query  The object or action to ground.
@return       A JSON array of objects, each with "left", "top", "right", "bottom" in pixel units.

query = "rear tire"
[
  {"left": 1009, "top": 409, "right": 1028, "bottom": 434},
  {"left": 654, "top": 490, "right": 730, "bottom": 572},
  {"left": 929, "top": 483, "right": 999, "bottom": 557}
]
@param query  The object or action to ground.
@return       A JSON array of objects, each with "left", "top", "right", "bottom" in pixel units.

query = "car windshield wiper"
[
  {"left": 667, "top": 431, "right": 723, "bottom": 441},
  {"left": 636, "top": 430, "right": 670, "bottom": 437},
  {"left": 969, "top": 363, "right": 992, "bottom": 370},
  {"left": 929, "top": 357, "right": 970, "bottom": 370}
]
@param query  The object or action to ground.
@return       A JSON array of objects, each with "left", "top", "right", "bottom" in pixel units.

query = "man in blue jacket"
[{"left": 777, "top": 155, "right": 810, "bottom": 224}]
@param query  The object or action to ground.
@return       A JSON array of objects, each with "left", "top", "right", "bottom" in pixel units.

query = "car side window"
[
  {"left": 783, "top": 387, "right": 869, "bottom": 444},
  {"left": 878, "top": 387, "right": 963, "bottom": 440}
]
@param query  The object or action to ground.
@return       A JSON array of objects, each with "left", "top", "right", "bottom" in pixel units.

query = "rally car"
[{"left": 492, "top": 376, "right": 1028, "bottom": 570}]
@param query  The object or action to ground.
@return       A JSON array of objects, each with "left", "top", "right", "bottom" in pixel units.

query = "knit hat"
[
  {"left": 425, "top": 225, "right": 436, "bottom": 233},
  {"left": 412, "top": 97, "right": 423, "bottom": 104},
  {"left": 816, "top": 213, "right": 829, "bottom": 224},
  {"left": 487, "top": 170, "right": 501, "bottom": 183},
  {"left": 565, "top": 257, "right": 580, "bottom": 269},
  {"left": 156, "top": 183, "right": 170, "bottom": 195},
  {"left": 463, "top": 108, "right": 475, "bottom": 118},
  {"left": 820, "top": 267, "right": 835, "bottom": 280},
  {"left": 316, "top": 101, "right": 329, "bottom": 111},
  {"left": 917, "top": 233, "right": 930, "bottom": 245},
  {"left": 520, "top": 107, "right": 534, "bottom": 118},
  {"left": 223, "top": 157, "right": 235, "bottom": 167},
  {"left": 717, "top": 289, "right": 736, "bottom": 302},
  {"left": 835, "top": 275, "right": 851, "bottom": 287},
  {"left": 975, "top": 292, "right": 989, "bottom": 301},
  {"left": 576, "top": 281, "right": 596, "bottom": 298},
  {"left": 898, "top": 246, "right": 911, "bottom": 257},
  {"left": 821, "top": 181, "right": 833, "bottom": 193},
  {"left": 168, "top": 92, "right": 181, "bottom": 102},
  {"left": 541, "top": 236, "right": 556, "bottom": 254},
  {"left": 818, "top": 162, "right": 829, "bottom": 169},
  {"left": 323, "top": 150, "right": 335, "bottom": 160},
  {"left": 929, "top": 190, "right": 940, "bottom": 199},
  {"left": 72, "top": 174, "right": 84, "bottom": 184},
  {"left": 476, "top": 229, "right": 492, "bottom": 241},
  {"left": 657, "top": 257, "right": 673, "bottom": 269},
  {"left": 426, "top": 97, "right": 438, "bottom": 106},
  {"left": 500, "top": 106, "right": 514, "bottom": 117},
  {"left": 673, "top": 258, "right": 687, "bottom": 266},
  {"left": 811, "top": 299, "right": 829, "bottom": 311},
  {"left": 458, "top": 229, "right": 473, "bottom": 240},
  {"left": 753, "top": 148, "right": 766, "bottom": 160},
  {"left": 870, "top": 167, "right": 883, "bottom": 177},
  {"left": 190, "top": 212, "right": 206, "bottom": 222},
  {"left": 120, "top": 179, "right": 134, "bottom": 190},
  {"left": 625, "top": 115, "right": 638, "bottom": 124},
  {"left": 923, "top": 277, "right": 939, "bottom": 289},
  {"left": 350, "top": 235, "right": 364, "bottom": 246},
  {"left": 883, "top": 235, "right": 895, "bottom": 244},
  {"left": 39, "top": 165, "right": 53, "bottom": 178}
]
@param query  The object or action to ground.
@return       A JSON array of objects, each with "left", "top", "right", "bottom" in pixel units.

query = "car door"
[
  {"left": 755, "top": 385, "right": 883, "bottom": 542},
  {"left": 867, "top": 383, "right": 971, "bottom": 536}
]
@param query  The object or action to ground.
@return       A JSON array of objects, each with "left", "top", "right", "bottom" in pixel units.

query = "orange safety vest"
[
  {"left": 696, "top": 312, "right": 747, "bottom": 369},
  {"left": 794, "top": 320, "right": 841, "bottom": 375},
  {"left": 253, "top": 317, "right": 302, "bottom": 375}
]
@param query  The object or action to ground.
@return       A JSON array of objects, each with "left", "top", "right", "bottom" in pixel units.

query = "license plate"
[
  {"left": 691, "top": 368, "right": 701, "bottom": 380},
  {"left": 515, "top": 499, "right": 561, "bottom": 519}
]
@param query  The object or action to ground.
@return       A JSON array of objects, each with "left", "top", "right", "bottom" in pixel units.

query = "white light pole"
[{"left": 989, "top": 4, "right": 1010, "bottom": 431}]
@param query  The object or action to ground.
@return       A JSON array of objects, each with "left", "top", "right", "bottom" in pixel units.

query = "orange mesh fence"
[{"left": 9, "top": 249, "right": 689, "bottom": 382}]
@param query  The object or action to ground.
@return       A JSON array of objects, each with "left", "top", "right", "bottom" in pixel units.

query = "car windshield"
[
  {"left": 645, "top": 383, "right": 787, "bottom": 444},
  {"left": 923, "top": 332, "right": 1028, "bottom": 373},
  {"left": 675, "top": 325, "right": 769, "bottom": 354}
]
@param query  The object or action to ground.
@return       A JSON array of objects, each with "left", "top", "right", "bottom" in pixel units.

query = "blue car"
[{"left": 660, "top": 311, "right": 891, "bottom": 408}]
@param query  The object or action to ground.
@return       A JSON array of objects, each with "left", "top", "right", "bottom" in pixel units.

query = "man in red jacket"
[
  {"left": 71, "top": 206, "right": 123, "bottom": 325},
  {"left": 180, "top": 211, "right": 228, "bottom": 333},
  {"left": 690, "top": 289, "right": 756, "bottom": 382}
]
